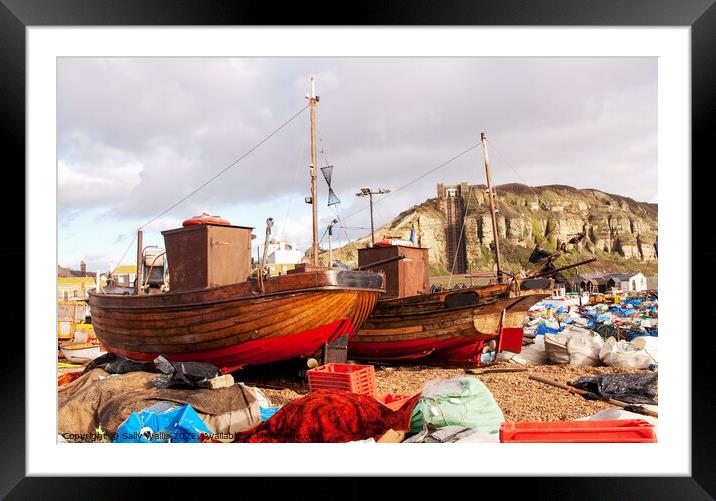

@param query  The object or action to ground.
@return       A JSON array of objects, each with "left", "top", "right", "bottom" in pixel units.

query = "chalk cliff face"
[{"left": 330, "top": 184, "right": 658, "bottom": 276}]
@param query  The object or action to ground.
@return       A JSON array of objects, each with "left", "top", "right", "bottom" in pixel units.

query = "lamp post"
[
  {"left": 327, "top": 218, "right": 338, "bottom": 267},
  {"left": 355, "top": 187, "right": 391, "bottom": 246}
]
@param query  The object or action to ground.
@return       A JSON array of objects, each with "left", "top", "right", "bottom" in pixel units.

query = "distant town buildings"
[
  {"left": 259, "top": 240, "right": 303, "bottom": 275},
  {"left": 57, "top": 276, "right": 97, "bottom": 300},
  {"left": 564, "top": 271, "right": 651, "bottom": 293},
  {"left": 111, "top": 264, "right": 137, "bottom": 287}
]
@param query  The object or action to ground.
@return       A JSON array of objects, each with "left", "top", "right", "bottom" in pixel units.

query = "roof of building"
[
  {"left": 608, "top": 273, "right": 639, "bottom": 281},
  {"left": 57, "top": 277, "right": 96, "bottom": 285},
  {"left": 113, "top": 265, "right": 137, "bottom": 274},
  {"left": 581, "top": 272, "right": 607, "bottom": 281}
]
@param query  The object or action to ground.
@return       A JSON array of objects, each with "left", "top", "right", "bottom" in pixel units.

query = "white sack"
[{"left": 599, "top": 337, "right": 655, "bottom": 369}]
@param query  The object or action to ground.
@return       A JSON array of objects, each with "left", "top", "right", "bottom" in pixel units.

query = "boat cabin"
[
  {"left": 162, "top": 222, "right": 254, "bottom": 291},
  {"left": 358, "top": 244, "right": 429, "bottom": 299}
]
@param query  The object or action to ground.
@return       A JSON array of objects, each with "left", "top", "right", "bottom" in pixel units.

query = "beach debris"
[
  {"left": 569, "top": 373, "right": 658, "bottom": 405},
  {"left": 232, "top": 388, "right": 421, "bottom": 443},
  {"left": 58, "top": 369, "right": 261, "bottom": 440},
  {"left": 528, "top": 373, "right": 658, "bottom": 418},
  {"left": 410, "top": 376, "right": 504, "bottom": 435},
  {"left": 151, "top": 355, "right": 223, "bottom": 390},
  {"left": 84, "top": 352, "right": 157, "bottom": 375},
  {"left": 207, "top": 374, "right": 235, "bottom": 389},
  {"left": 577, "top": 406, "right": 658, "bottom": 426},
  {"left": 114, "top": 402, "right": 213, "bottom": 443},
  {"left": 599, "top": 337, "right": 657, "bottom": 369},
  {"left": 403, "top": 424, "right": 480, "bottom": 443},
  {"left": 377, "top": 429, "right": 405, "bottom": 443}
]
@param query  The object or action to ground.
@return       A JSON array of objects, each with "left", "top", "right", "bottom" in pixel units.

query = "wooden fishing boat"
[
  {"left": 347, "top": 244, "right": 550, "bottom": 363},
  {"left": 347, "top": 133, "right": 571, "bottom": 365},
  {"left": 88, "top": 77, "right": 385, "bottom": 372},
  {"left": 89, "top": 265, "right": 383, "bottom": 372}
]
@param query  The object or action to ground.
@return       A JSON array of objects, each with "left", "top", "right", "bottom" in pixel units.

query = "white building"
[
  {"left": 259, "top": 240, "right": 303, "bottom": 275},
  {"left": 607, "top": 272, "right": 647, "bottom": 292}
]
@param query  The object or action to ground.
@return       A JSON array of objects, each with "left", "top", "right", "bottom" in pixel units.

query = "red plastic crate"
[
  {"left": 499, "top": 419, "right": 657, "bottom": 443},
  {"left": 375, "top": 393, "right": 412, "bottom": 411},
  {"left": 307, "top": 363, "right": 376, "bottom": 396}
]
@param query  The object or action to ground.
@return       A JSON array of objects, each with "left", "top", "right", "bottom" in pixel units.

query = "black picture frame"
[{"left": 2, "top": 0, "right": 711, "bottom": 498}]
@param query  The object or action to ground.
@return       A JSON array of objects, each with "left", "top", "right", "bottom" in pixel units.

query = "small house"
[{"left": 607, "top": 272, "right": 647, "bottom": 292}]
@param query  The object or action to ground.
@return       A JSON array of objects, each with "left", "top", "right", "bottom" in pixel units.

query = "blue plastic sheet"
[
  {"left": 535, "top": 323, "right": 566, "bottom": 336},
  {"left": 260, "top": 406, "right": 280, "bottom": 421},
  {"left": 114, "top": 402, "right": 213, "bottom": 443}
]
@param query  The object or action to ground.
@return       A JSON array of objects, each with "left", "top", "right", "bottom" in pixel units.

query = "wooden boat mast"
[
  {"left": 480, "top": 132, "right": 503, "bottom": 282},
  {"left": 308, "top": 77, "right": 319, "bottom": 266},
  {"left": 135, "top": 229, "right": 143, "bottom": 294}
]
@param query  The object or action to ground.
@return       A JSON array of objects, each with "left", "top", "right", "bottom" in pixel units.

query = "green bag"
[{"left": 410, "top": 376, "right": 504, "bottom": 434}]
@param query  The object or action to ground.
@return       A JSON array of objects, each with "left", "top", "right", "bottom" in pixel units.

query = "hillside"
[{"left": 326, "top": 183, "right": 658, "bottom": 278}]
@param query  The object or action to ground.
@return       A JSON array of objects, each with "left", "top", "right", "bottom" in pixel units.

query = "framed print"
[{"left": 2, "top": 0, "right": 712, "bottom": 497}]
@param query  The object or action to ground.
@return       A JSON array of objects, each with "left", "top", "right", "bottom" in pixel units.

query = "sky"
[{"left": 57, "top": 57, "right": 657, "bottom": 272}]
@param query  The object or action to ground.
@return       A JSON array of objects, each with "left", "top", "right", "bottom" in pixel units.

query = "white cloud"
[{"left": 57, "top": 57, "right": 657, "bottom": 260}]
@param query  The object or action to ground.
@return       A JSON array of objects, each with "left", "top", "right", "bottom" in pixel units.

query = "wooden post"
[
  {"left": 480, "top": 133, "right": 502, "bottom": 282},
  {"left": 369, "top": 192, "right": 375, "bottom": 246},
  {"left": 261, "top": 218, "right": 274, "bottom": 273},
  {"left": 328, "top": 223, "right": 333, "bottom": 267},
  {"left": 135, "top": 229, "right": 143, "bottom": 294},
  {"left": 308, "top": 77, "right": 319, "bottom": 266}
]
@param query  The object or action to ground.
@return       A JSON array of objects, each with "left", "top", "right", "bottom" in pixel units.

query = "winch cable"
[
  {"left": 109, "top": 104, "right": 309, "bottom": 274},
  {"left": 339, "top": 140, "right": 483, "bottom": 229},
  {"left": 485, "top": 137, "right": 545, "bottom": 208}
]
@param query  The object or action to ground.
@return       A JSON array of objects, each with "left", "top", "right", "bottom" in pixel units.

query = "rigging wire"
[
  {"left": 108, "top": 104, "right": 309, "bottom": 274},
  {"left": 139, "top": 104, "right": 309, "bottom": 231},
  {"left": 340, "top": 140, "right": 483, "bottom": 223},
  {"left": 485, "top": 137, "right": 544, "bottom": 205},
  {"left": 108, "top": 234, "right": 138, "bottom": 277},
  {"left": 278, "top": 136, "right": 308, "bottom": 242},
  {"left": 317, "top": 126, "right": 353, "bottom": 245}
]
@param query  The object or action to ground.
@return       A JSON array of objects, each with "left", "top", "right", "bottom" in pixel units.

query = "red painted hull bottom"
[
  {"left": 349, "top": 327, "right": 525, "bottom": 364},
  {"left": 348, "top": 334, "right": 496, "bottom": 364},
  {"left": 108, "top": 318, "right": 354, "bottom": 373}
]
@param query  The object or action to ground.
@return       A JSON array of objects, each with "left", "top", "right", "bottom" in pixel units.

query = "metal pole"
[
  {"left": 308, "top": 77, "right": 319, "bottom": 266},
  {"left": 135, "top": 229, "right": 143, "bottom": 294},
  {"left": 328, "top": 224, "right": 333, "bottom": 267},
  {"left": 262, "top": 218, "right": 274, "bottom": 273},
  {"left": 369, "top": 192, "right": 375, "bottom": 246},
  {"left": 480, "top": 133, "right": 502, "bottom": 282}
]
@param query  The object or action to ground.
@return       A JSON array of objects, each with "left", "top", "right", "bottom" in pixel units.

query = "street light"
[
  {"left": 355, "top": 187, "right": 391, "bottom": 245},
  {"left": 327, "top": 218, "right": 339, "bottom": 267}
]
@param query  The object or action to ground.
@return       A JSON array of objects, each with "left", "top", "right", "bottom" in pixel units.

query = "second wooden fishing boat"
[{"left": 347, "top": 244, "right": 549, "bottom": 363}]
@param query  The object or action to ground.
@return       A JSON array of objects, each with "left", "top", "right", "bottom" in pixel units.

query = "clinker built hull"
[
  {"left": 348, "top": 284, "right": 549, "bottom": 363},
  {"left": 89, "top": 269, "right": 383, "bottom": 372}
]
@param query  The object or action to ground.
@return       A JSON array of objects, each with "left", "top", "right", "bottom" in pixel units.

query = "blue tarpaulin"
[
  {"left": 535, "top": 323, "right": 566, "bottom": 336},
  {"left": 260, "top": 407, "right": 280, "bottom": 421},
  {"left": 114, "top": 402, "right": 213, "bottom": 443}
]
